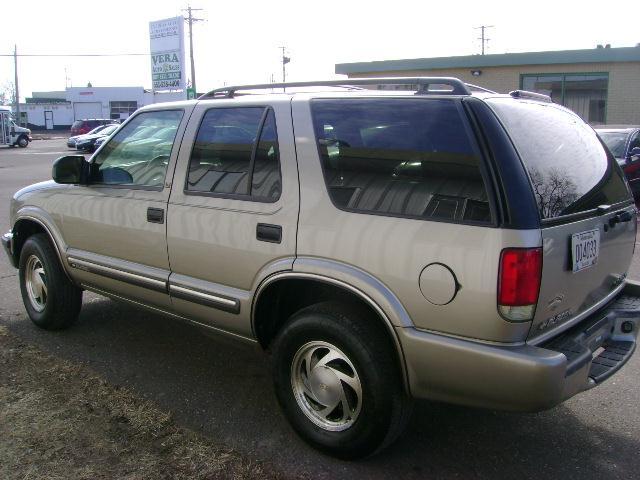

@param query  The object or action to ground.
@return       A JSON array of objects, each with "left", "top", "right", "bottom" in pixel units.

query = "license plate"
[{"left": 571, "top": 229, "right": 600, "bottom": 273}]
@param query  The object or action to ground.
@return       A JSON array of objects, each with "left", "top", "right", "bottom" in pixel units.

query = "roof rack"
[
  {"left": 509, "top": 90, "right": 552, "bottom": 103},
  {"left": 199, "top": 77, "right": 472, "bottom": 99},
  {"left": 466, "top": 83, "right": 497, "bottom": 94}
]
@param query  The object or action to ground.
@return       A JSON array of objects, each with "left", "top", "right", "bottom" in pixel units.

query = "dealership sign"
[{"left": 149, "top": 16, "right": 185, "bottom": 91}]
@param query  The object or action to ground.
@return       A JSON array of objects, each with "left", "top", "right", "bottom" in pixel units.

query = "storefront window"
[
  {"left": 520, "top": 73, "right": 608, "bottom": 124},
  {"left": 110, "top": 101, "right": 138, "bottom": 121}
]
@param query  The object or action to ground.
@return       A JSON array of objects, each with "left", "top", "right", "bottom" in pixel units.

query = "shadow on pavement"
[{"left": 2, "top": 296, "right": 639, "bottom": 480}]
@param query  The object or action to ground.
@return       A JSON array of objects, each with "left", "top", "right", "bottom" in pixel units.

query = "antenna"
[{"left": 475, "top": 25, "right": 494, "bottom": 55}]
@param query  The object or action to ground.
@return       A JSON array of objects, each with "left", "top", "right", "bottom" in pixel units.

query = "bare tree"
[
  {"left": 529, "top": 167, "right": 579, "bottom": 218},
  {"left": 0, "top": 81, "right": 16, "bottom": 106}
]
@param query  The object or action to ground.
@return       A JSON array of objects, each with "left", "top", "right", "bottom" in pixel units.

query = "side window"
[
  {"left": 311, "top": 99, "right": 492, "bottom": 223},
  {"left": 186, "top": 107, "right": 281, "bottom": 201},
  {"left": 630, "top": 132, "right": 640, "bottom": 152},
  {"left": 91, "top": 110, "right": 183, "bottom": 188},
  {"left": 251, "top": 110, "right": 281, "bottom": 200}
]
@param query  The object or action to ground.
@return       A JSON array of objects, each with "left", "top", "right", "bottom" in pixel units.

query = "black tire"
[
  {"left": 17, "top": 135, "right": 28, "bottom": 148},
  {"left": 18, "top": 233, "right": 82, "bottom": 330},
  {"left": 272, "top": 301, "right": 412, "bottom": 459}
]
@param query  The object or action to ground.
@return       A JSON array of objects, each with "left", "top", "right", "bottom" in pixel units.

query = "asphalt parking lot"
[{"left": 1, "top": 140, "right": 640, "bottom": 479}]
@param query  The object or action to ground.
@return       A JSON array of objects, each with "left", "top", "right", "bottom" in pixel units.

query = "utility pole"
[
  {"left": 183, "top": 6, "right": 204, "bottom": 94},
  {"left": 475, "top": 25, "right": 494, "bottom": 55},
  {"left": 14, "top": 45, "right": 20, "bottom": 125},
  {"left": 280, "top": 46, "right": 290, "bottom": 83}
]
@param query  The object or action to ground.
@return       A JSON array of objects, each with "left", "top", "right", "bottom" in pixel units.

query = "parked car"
[
  {"left": 595, "top": 125, "right": 640, "bottom": 202},
  {"left": 75, "top": 124, "right": 120, "bottom": 152},
  {"left": 70, "top": 118, "right": 116, "bottom": 136},
  {"left": 67, "top": 124, "right": 118, "bottom": 148},
  {"left": 3, "top": 78, "right": 639, "bottom": 459}
]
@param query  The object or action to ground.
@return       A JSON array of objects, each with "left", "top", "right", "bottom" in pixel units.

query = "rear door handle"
[
  {"left": 147, "top": 207, "right": 165, "bottom": 224},
  {"left": 256, "top": 223, "right": 282, "bottom": 243},
  {"left": 609, "top": 210, "right": 634, "bottom": 227}
]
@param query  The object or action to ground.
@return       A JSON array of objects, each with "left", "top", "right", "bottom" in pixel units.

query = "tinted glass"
[
  {"left": 488, "top": 99, "right": 629, "bottom": 220},
  {"left": 186, "top": 108, "right": 263, "bottom": 195},
  {"left": 251, "top": 110, "right": 281, "bottom": 200},
  {"left": 598, "top": 130, "right": 631, "bottom": 159},
  {"left": 91, "top": 110, "right": 183, "bottom": 187},
  {"left": 311, "top": 99, "right": 491, "bottom": 223}
]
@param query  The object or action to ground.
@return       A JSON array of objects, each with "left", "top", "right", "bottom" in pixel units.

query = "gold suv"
[{"left": 3, "top": 78, "right": 639, "bottom": 458}]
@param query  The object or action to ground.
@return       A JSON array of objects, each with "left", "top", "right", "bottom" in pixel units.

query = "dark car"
[
  {"left": 70, "top": 119, "right": 116, "bottom": 136},
  {"left": 67, "top": 124, "right": 118, "bottom": 148},
  {"left": 75, "top": 124, "right": 119, "bottom": 152},
  {"left": 596, "top": 126, "right": 640, "bottom": 202}
]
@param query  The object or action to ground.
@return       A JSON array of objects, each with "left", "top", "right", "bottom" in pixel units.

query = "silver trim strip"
[
  {"left": 68, "top": 257, "right": 167, "bottom": 293},
  {"left": 83, "top": 284, "right": 257, "bottom": 345},
  {"left": 169, "top": 284, "right": 240, "bottom": 313}
]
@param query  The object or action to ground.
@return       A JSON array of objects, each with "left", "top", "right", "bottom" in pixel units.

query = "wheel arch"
[
  {"left": 252, "top": 272, "right": 411, "bottom": 393},
  {"left": 12, "top": 215, "right": 71, "bottom": 281}
]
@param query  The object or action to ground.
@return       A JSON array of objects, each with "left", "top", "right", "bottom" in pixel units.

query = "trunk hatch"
[{"left": 487, "top": 98, "right": 636, "bottom": 342}]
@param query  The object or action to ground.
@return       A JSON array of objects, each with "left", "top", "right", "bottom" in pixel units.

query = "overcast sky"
[{"left": 1, "top": 0, "right": 637, "bottom": 100}]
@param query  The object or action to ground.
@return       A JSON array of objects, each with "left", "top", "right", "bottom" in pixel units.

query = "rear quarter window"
[
  {"left": 310, "top": 98, "right": 493, "bottom": 224},
  {"left": 487, "top": 99, "right": 630, "bottom": 220}
]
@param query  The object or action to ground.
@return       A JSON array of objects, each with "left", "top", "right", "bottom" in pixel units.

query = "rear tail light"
[{"left": 498, "top": 247, "right": 542, "bottom": 321}]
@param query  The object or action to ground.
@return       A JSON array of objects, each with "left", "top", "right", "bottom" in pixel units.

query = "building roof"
[{"left": 335, "top": 46, "right": 640, "bottom": 75}]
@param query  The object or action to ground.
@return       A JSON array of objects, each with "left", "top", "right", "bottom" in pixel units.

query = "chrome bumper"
[
  {"left": 399, "top": 282, "right": 639, "bottom": 411},
  {"left": 1, "top": 231, "right": 15, "bottom": 268}
]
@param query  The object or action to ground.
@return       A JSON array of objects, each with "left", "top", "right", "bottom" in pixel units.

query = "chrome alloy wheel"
[
  {"left": 291, "top": 341, "right": 363, "bottom": 431},
  {"left": 25, "top": 255, "right": 47, "bottom": 312}
]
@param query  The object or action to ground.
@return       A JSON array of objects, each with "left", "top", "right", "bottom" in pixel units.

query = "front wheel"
[
  {"left": 17, "top": 136, "right": 29, "bottom": 148},
  {"left": 19, "top": 233, "right": 82, "bottom": 329},
  {"left": 272, "top": 301, "right": 412, "bottom": 459}
]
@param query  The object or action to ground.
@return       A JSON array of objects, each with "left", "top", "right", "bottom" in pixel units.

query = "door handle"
[
  {"left": 147, "top": 207, "right": 165, "bottom": 224},
  {"left": 256, "top": 223, "right": 282, "bottom": 243},
  {"left": 609, "top": 210, "right": 633, "bottom": 227}
]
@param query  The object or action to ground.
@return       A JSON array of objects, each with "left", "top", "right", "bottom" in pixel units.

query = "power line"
[
  {"left": 280, "top": 46, "right": 290, "bottom": 83},
  {"left": 0, "top": 53, "right": 148, "bottom": 57},
  {"left": 183, "top": 6, "right": 204, "bottom": 93},
  {"left": 474, "top": 25, "right": 494, "bottom": 55}
]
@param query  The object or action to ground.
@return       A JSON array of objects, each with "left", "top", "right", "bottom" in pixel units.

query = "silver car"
[{"left": 2, "top": 78, "right": 639, "bottom": 458}]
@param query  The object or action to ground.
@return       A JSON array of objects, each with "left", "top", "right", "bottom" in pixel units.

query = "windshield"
[
  {"left": 597, "top": 131, "right": 631, "bottom": 159},
  {"left": 487, "top": 98, "right": 630, "bottom": 220},
  {"left": 101, "top": 125, "right": 118, "bottom": 135}
]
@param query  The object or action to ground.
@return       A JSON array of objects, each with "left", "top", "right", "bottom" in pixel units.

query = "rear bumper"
[
  {"left": 399, "top": 282, "right": 639, "bottom": 411},
  {"left": 1, "top": 231, "right": 15, "bottom": 268}
]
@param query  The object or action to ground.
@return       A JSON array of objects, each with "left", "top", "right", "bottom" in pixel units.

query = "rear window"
[
  {"left": 311, "top": 99, "right": 492, "bottom": 224},
  {"left": 487, "top": 99, "right": 629, "bottom": 220}
]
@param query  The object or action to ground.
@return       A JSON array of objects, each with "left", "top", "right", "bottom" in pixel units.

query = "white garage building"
[{"left": 20, "top": 87, "right": 184, "bottom": 130}]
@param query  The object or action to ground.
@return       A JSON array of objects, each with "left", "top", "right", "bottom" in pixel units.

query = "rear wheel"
[
  {"left": 272, "top": 301, "right": 412, "bottom": 459},
  {"left": 18, "top": 234, "right": 82, "bottom": 329}
]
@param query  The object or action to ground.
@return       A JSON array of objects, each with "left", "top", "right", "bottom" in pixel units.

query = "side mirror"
[
  {"left": 630, "top": 147, "right": 640, "bottom": 158},
  {"left": 52, "top": 155, "right": 88, "bottom": 184}
]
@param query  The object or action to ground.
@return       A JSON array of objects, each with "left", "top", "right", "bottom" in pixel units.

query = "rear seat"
[{"left": 325, "top": 152, "right": 488, "bottom": 220}]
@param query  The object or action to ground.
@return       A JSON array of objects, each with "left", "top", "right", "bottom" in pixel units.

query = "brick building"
[{"left": 335, "top": 46, "right": 640, "bottom": 125}]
